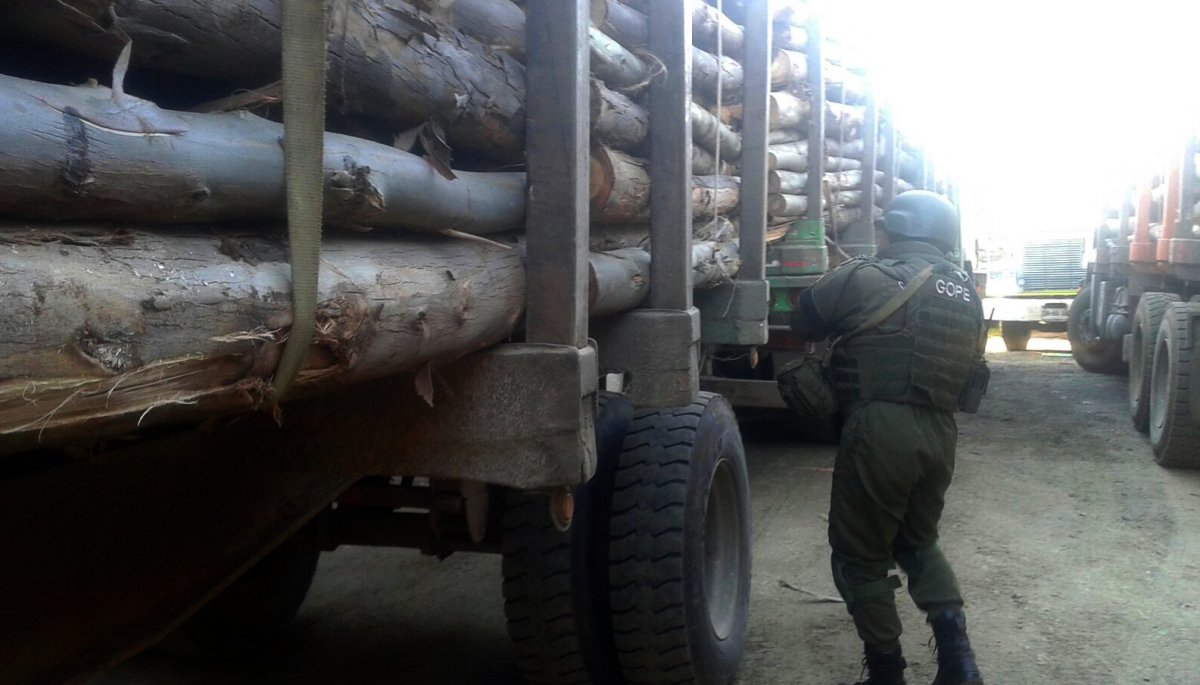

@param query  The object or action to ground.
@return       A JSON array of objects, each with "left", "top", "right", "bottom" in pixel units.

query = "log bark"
[
  {"left": 0, "top": 226, "right": 527, "bottom": 452},
  {"left": 774, "top": 25, "right": 809, "bottom": 51},
  {"left": 0, "top": 0, "right": 529, "bottom": 163},
  {"left": 691, "top": 102, "right": 742, "bottom": 160},
  {"left": 591, "top": 79, "right": 649, "bottom": 151},
  {"left": 769, "top": 128, "right": 806, "bottom": 144},
  {"left": 590, "top": 0, "right": 647, "bottom": 50},
  {"left": 590, "top": 27, "right": 649, "bottom": 90},
  {"left": 0, "top": 74, "right": 526, "bottom": 234},
  {"left": 693, "top": 48, "right": 744, "bottom": 101},
  {"left": 412, "top": 0, "right": 526, "bottom": 57}
]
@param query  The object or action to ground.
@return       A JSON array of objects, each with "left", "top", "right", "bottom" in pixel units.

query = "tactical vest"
[{"left": 829, "top": 256, "right": 982, "bottom": 412}]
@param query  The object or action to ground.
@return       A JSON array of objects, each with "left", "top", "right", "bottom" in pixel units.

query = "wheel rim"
[
  {"left": 704, "top": 458, "right": 742, "bottom": 641},
  {"left": 1151, "top": 336, "right": 1170, "bottom": 434}
]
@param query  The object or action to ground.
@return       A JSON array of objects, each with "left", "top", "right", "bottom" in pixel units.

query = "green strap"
[
  {"left": 275, "top": 1, "right": 328, "bottom": 401},
  {"left": 845, "top": 265, "right": 935, "bottom": 340}
]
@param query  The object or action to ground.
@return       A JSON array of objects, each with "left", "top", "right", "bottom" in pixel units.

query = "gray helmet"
[{"left": 876, "top": 190, "right": 959, "bottom": 252}]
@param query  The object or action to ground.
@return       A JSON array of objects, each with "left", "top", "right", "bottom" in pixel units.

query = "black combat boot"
[
  {"left": 929, "top": 608, "right": 983, "bottom": 685},
  {"left": 838, "top": 644, "right": 907, "bottom": 685}
]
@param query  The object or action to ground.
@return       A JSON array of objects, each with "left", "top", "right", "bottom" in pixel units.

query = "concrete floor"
[{"left": 97, "top": 345, "right": 1200, "bottom": 684}]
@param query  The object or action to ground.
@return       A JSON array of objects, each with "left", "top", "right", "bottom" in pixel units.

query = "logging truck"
[
  {"left": 0, "top": 1, "right": 787, "bottom": 683},
  {"left": 1070, "top": 136, "right": 1200, "bottom": 470}
]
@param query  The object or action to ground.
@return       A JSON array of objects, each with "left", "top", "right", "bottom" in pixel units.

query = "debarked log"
[
  {"left": 0, "top": 224, "right": 742, "bottom": 453},
  {"left": 691, "top": 102, "right": 742, "bottom": 160},
  {"left": 0, "top": 0, "right": 529, "bottom": 163},
  {"left": 768, "top": 150, "right": 863, "bottom": 173},
  {"left": 0, "top": 74, "right": 526, "bottom": 234},
  {"left": 589, "top": 148, "right": 740, "bottom": 222},
  {"left": 694, "top": 48, "right": 744, "bottom": 100},
  {"left": 590, "top": 26, "right": 649, "bottom": 90},
  {"left": 770, "top": 49, "right": 808, "bottom": 90},
  {"left": 589, "top": 240, "right": 741, "bottom": 316},
  {"left": 769, "top": 169, "right": 885, "bottom": 194},
  {"left": 770, "top": 93, "right": 865, "bottom": 133},
  {"left": 591, "top": 79, "right": 649, "bottom": 151}
]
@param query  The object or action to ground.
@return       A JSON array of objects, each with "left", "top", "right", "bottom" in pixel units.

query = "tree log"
[
  {"left": 769, "top": 128, "right": 806, "bottom": 144},
  {"left": 769, "top": 171, "right": 808, "bottom": 194},
  {"left": 0, "top": 0, "right": 529, "bottom": 163},
  {"left": 0, "top": 224, "right": 741, "bottom": 451},
  {"left": 693, "top": 176, "right": 742, "bottom": 218},
  {"left": 590, "top": 0, "right": 647, "bottom": 51},
  {"left": 0, "top": 226, "right": 527, "bottom": 452},
  {"left": 691, "top": 102, "right": 742, "bottom": 160},
  {"left": 413, "top": 0, "right": 526, "bottom": 57},
  {"left": 589, "top": 149, "right": 740, "bottom": 223},
  {"left": 693, "top": 48, "right": 744, "bottom": 101},
  {"left": 768, "top": 193, "right": 811, "bottom": 218},
  {"left": 590, "top": 148, "right": 652, "bottom": 223},
  {"left": 590, "top": 26, "right": 649, "bottom": 90},
  {"left": 771, "top": 49, "right": 808, "bottom": 90},
  {"left": 589, "top": 240, "right": 740, "bottom": 316},
  {"left": 692, "top": 146, "right": 737, "bottom": 176},
  {"left": 0, "top": 74, "right": 526, "bottom": 234},
  {"left": 826, "top": 65, "right": 868, "bottom": 104},
  {"left": 768, "top": 149, "right": 863, "bottom": 173},
  {"left": 591, "top": 79, "right": 649, "bottom": 152},
  {"left": 691, "top": 0, "right": 745, "bottom": 57},
  {"left": 771, "top": 94, "right": 866, "bottom": 134}
]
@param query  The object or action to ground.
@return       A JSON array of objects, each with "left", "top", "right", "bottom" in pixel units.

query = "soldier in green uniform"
[{"left": 790, "top": 191, "right": 986, "bottom": 685}]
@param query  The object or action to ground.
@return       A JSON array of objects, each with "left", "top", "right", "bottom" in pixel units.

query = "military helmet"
[{"left": 875, "top": 190, "right": 960, "bottom": 252}]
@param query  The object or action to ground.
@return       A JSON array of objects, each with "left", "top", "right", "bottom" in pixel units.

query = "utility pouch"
[
  {"left": 958, "top": 358, "right": 990, "bottom": 414},
  {"left": 777, "top": 352, "right": 838, "bottom": 422}
]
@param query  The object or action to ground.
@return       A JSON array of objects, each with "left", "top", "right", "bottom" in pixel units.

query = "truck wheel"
[
  {"left": 501, "top": 392, "right": 633, "bottom": 685},
  {"left": 608, "top": 392, "right": 751, "bottom": 685},
  {"left": 1149, "top": 302, "right": 1200, "bottom": 468},
  {"left": 1130, "top": 293, "right": 1181, "bottom": 432},
  {"left": 157, "top": 529, "right": 320, "bottom": 658},
  {"left": 1068, "top": 286, "right": 1124, "bottom": 374},
  {"left": 1000, "top": 321, "right": 1032, "bottom": 352}
]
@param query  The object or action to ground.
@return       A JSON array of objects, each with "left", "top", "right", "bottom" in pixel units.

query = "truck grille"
[{"left": 1018, "top": 239, "right": 1087, "bottom": 293}]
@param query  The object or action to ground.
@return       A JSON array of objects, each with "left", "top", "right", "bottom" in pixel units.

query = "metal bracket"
[
  {"left": 387, "top": 344, "right": 599, "bottom": 488},
  {"left": 594, "top": 308, "right": 700, "bottom": 408},
  {"left": 695, "top": 279, "right": 770, "bottom": 345}
]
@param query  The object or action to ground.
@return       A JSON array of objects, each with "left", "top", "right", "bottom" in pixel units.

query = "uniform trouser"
[{"left": 828, "top": 401, "right": 964, "bottom": 650}]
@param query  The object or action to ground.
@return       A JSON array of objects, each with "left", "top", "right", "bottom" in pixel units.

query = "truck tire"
[
  {"left": 1149, "top": 302, "right": 1200, "bottom": 468},
  {"left": 501, "top": 392, "right": 633, "bottom": 685},
  {"left": 608, "top": 392, "right": 751, "bottom": 685},
  {"left": 157, "top": 529, "right": 320, "bottom": 658},
  {"left": 1000, "top": 321, "right": 1032, "bottom": 352},
  {"left": 1068, "top": 286, "right": 1124, "bottom": 374},
  {"left": 1130, "top": 292, "right": 1181, "bottom": 432}
]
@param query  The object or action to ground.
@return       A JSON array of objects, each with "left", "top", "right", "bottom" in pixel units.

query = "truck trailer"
[
  {"left": 0, "top": 1, "right": 781, "bottom": 683},
  {"left": 1070, "top": 136, "right": 1200, "bottom": 469}
]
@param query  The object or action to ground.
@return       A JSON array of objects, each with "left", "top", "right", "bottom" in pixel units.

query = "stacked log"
[
  {"left": 0, "top": 0, "right": 749, "bottom": 450},
  {"left": 765, "top": 3, "right": 872, "bottom": 232}
]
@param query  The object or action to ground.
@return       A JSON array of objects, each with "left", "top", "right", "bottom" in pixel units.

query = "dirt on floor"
[{"left": 97, "top": 343, "right": 1200, "bottom": 685}]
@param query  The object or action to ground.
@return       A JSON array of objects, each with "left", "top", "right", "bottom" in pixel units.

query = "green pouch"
[{"left": 777, "top": 355, "right": 838, "bottom": 421}]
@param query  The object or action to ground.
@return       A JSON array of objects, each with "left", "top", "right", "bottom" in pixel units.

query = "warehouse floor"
[{"left": 97, "top": 346, "right": 1200, "bottom": 685}]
